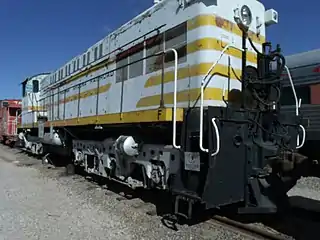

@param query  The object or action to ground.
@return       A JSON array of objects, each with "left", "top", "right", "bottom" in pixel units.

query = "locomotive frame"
[{"left": 17, "top": 0, "right": 307, "bottom": 219}]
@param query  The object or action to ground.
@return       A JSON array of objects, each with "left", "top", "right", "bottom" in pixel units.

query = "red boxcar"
[{"left": 0, "top": 99, "right": 21, "bottom": 146}]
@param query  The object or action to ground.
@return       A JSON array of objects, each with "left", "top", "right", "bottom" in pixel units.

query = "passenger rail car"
[
  {"left": 281, "top": 49, "right": 320, "bottom": 173},
  {"left": 0, "top": 99, "right": 21, "bottom": 146},
  {"left": 17, "top": 0, "right": 307, "bottom": 219}
]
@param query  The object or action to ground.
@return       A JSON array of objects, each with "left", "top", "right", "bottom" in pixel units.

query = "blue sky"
[{"left": 0, "top": 0, "right": 318, "bottom": 98}]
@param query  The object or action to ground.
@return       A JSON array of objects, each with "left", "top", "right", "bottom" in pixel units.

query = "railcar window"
[
  {"left": 65, "top": 66, "right": 68, "bottom": 77},
  {"left": 129, "top": 50, "right": 144, "bottom": 78},
  {"left": 9, "top": 107, "right": 19, "bottom": 117},
  {"left": 87, "top": 52, "right": 91, "bottom": 65},
  {"left": 115, "top": 21, "right": 187, "bottom": 81},
  {"left": 32, "top": 80, "right": 39, "bottom": 93},
  {"left": 94, "top": 47, "right": 98, "bottom": 61},
  {"left": 164, "top": 22, "right": 187, "bottom": 68},
  {"left": 116, "top": 58, "right": 128, "bottom": 83},
  {"left": 82, "top": 54, "right": 86, "bottom": 67},
  {"left": 77, "top": 58, "right": 80, "bottom": 70},
  {"left": 68, "top": 64, "right": 71, "bottom": 75},
  {"left": 280, "top": 86, "right": 310, "bottom": 105},
  {"left": 99, "top": 43, "right": 103, "bottom": 58},
  {"left": 146, "top": 35, "right": 164, "bottom": 74},
  {"left": 73, "top": 61, "right": 76, "bottom": 72}
]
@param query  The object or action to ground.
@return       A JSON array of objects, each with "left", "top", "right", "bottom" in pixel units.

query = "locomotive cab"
[{"left": 18, "top": 73, "right": 50, "bottom": 152}]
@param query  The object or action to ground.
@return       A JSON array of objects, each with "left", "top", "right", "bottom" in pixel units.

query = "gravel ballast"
[{"left": 0, "top": 146, "right": 260, "bottom": 240}]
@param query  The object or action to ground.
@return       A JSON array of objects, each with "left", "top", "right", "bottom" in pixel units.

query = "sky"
[{"left": 0, "top": 0, "right": 318, "bottom": 98}]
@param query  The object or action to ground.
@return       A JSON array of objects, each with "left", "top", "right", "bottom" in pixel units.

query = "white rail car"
[{"left": 18, "top": 0, "right": 308, "bottom": 219}]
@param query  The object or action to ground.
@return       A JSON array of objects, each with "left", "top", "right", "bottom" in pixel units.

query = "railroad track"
[
  {"left": 209, "top": 215, "right": 292, "bottom": 240},
  {"left": 207, "top": 205, "right": 320, "bottom": 240}
]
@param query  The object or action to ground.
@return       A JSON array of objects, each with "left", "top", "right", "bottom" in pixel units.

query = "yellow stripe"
[
  {"left": 61, "top": 83, "right": 111, "bottom": 104},
  {"left": 22, "top": 106, "right": 46, "bottom": 111},
  {"left": 48, "top": 14, "right": 262, "bottom": 90},
  {"left": 18, "top": 123, "right": 37, "bottom": 129},
  {"left": 144, "top": 62, "right": 241, "bottom": 88},
  {"left": 137, "top": 87, "right": 229, "bottom": 108},
  {"left": 64, "top": 59, "right": 115, "bottom": 85},
  {"left": 187, "top": 15, "right": 265, "bottom": 44},
  {"left": 187, "top": 37, "right": 257, "bottom": 64},
  {"left": 18, "top": 108, "right": 184, "bottom": 128},
  {"left": 41, "top": 83, "right": 112, "bottom": 108}
]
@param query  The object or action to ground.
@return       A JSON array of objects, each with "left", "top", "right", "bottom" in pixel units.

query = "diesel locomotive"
[{"left": 17, "top": 0, "right": 308, "bottom": 219}]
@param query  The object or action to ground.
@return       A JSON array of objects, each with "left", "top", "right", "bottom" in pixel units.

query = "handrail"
[
  {"left": 284, "top": 66, "right": 298, "bottom": 116},
  {"left": 199, "top": 44, "right": 243, "bottom": 153},
  {"left": 211, "top": 118, "right": 220, "bottom": 156},
  {"left": 284, "top": 65, "right": 306, "bottom": 149},
  {"left": 164, "top": 48, "right": 180, "bottom": 149},
  {"left": 297, "top": 124, "right": 306, "bottom": 149}
]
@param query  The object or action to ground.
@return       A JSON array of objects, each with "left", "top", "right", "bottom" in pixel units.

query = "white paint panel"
[{"left": 31, "top": 0, "right": 268, "bottom": 124}]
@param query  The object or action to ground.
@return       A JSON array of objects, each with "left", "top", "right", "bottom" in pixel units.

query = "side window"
[
  {"left": 116, "top": 57, "right": 128, "bottom": 83},
  {"left": 87, "top": 52, "right": 91, "bottom": 65},
  {"left": 32, "top": 80, "right": 39, "bottom": 93},
  {"left": 129, "top": 47, "right": 143, "bottom": 78},
  {"left": 82, "top": 54, "right": 86, "bottom": 67},
  {"left": 94, "top": 47, "right": 98, "bottom": 61},
  {"left": 116, "top": 42, "right": 144, "bottom": 82},
  {"left": 164, "top": 22, "right": 187, "bottom": 68},
  {"left": 73, "top": 61, "right": 76, "bottom": 72},
  {"left": 65, "top": 66, "right": 68, "bottom": 77},
  {"left": 146, "top": 35, "right": 164, "bottom": 74},
  {"left": 99, "top": 43, "right": 103, "bottom": 58},
  {"left": 77, "top": 58, "right": 80, "bottom": 70}
]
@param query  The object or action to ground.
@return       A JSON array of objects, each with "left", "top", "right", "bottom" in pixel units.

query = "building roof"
[{"left": 286, "top": 48, "right": 320, "bottom": 69}]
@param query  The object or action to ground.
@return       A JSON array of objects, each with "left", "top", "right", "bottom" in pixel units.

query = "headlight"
[
  {"left": 240, "top": 5, "right": 252, "bottom": 27},
  {"left": 234, "top": 5, "right": 253, "bottom": 31}
]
